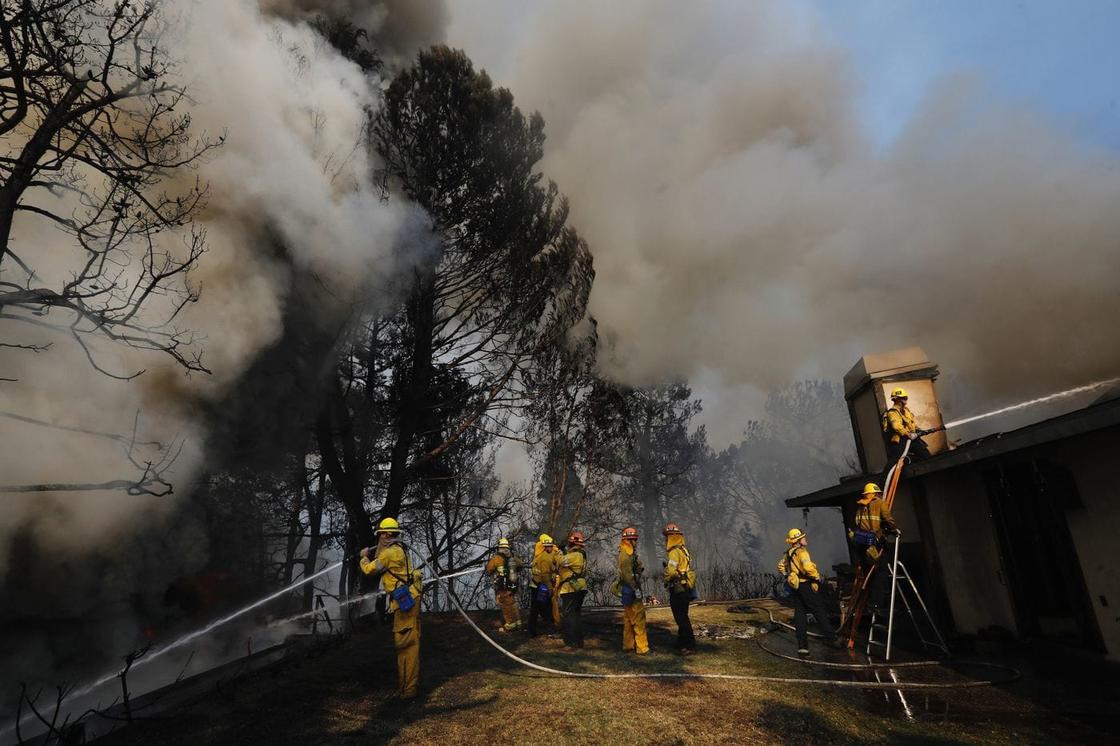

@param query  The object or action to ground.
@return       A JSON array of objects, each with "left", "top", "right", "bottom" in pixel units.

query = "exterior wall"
[
  {"left": 851, "top": 389, "right": 888, "bottom": 474},
  {"left": 1048, "top": 431, "right": 1120, "bottom": 661},
  {"left": 918, "top": 469, "right": 1018, "bottom": 634}
]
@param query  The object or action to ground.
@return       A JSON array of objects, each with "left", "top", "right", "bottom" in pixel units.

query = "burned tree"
[
  {"left": 370, "top": 46, "right": 594, "bottom": 524},
  {"left": 588, "top": 381, "right": 706, "bottom": 563},
  {"left": 0, "top": 0, "right": 219, "bottom": 380}
]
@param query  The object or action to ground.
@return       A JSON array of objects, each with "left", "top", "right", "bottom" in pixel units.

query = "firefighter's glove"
[{"left": 908, "top": 432, "right": 919, "bottom": 441}]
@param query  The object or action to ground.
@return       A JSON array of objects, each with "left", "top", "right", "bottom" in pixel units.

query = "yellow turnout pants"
[
  {"left": 622, "top": 602, "right": 649, "bottom": 654},
  {"left": 551, "top": 584, "right": 562, "bottom": 625},
  {"left": 496, "top": 589, "right": 520, "bottom": 626},
  {"left": 393, "top": 604, "right": 421, "bottom": 699}
]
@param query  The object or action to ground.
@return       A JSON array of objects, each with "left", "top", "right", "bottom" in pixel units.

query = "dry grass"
[{"left": 97, "top": 602, "right": 1118, "bottom": 745}]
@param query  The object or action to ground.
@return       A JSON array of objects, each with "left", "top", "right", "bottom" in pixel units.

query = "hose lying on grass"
[
  {"left": 760, "top": 609, "right": 1019, "bottom": 681},
  {"left": 442, "top": 580, "right": 1017, "bottom": 690}
]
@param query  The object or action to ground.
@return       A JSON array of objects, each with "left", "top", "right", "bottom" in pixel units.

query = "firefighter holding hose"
[
  {"left": 359, "top": 517, "right": 423, "bottom": 700},
  {"left": 882, "top": 387, "right": 933, "bottom": 464},
  {"left": 849, "top": 482, "right": 899, "bottom": 616},
  {"left": 779, "top": 528, "right": 839, "bottom": 655},
  {"left": 616, "top": 527, "right": 649, "bottom": 655},
  {"left": 558, "top": 531, "right": 589, "bottom": 649},
  {"left": 485, "top": 537, "right": 522, "bottom": 632},
  {"left": 662, "top": 523, "right": 697, "bottom": 655}
]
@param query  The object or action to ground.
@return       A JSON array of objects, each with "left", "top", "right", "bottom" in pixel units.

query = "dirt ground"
[{"left": 95, "top": 602, "right": 1120, "bottom": 745}]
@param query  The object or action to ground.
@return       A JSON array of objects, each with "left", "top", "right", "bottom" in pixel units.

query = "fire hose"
[{"left": 440, "top": 577, "right": 1016, "bottom": 690}]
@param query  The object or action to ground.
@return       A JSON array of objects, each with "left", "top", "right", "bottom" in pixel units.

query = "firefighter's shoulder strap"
[
  {"left": 881, "top": 406, "right": 897, "bottom": 434},
  {"left": 381, "top": 540, "right": 415, "bottom": 586}
]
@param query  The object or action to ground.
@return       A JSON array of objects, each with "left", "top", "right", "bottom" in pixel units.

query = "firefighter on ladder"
[
  {"left": 616, "top": 527, "right": 649, "bottom": 655},
  {"left": 849, "top": 482, "right": 899, "bottom": 616},
  {"left": 662, "top": 523, "right": 697, "bottom": 655},
  {"left": 485, "top": 537, "right": 522, "bottom": 632},
  {"left": 882, "top": 387, "right": 932, "bottom": 465},
  {"left": 558, "top": 531, "right": 588, "bottom": 649},
  {"left": 359, "top": 517, "right": 423, "bottom": 700},
  {"left": 778, "top": 528, "right": 839, "bottom": 655}
]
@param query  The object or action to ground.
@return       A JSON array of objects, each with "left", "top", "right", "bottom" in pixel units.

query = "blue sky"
[{"left": 810, "top": 0, "right": 1120, "bottom": 151}]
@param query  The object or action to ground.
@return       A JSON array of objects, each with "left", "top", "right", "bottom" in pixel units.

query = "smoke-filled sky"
[{"left": 448, "top": 0, "right": 1120, "bottom": 446}]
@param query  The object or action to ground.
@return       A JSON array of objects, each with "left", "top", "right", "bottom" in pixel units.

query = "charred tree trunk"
[
  {"left": 302, "top": 464, "right": 326, "bottom": 611},
  {"left": 317, "top": 373, "right": 375, "bottom": 549},
  {"left": 638, "top": 409, "right": 661, "bottom": 564},
  {"left": 382, "top": 269, "right": 437, "bottom": 522}
]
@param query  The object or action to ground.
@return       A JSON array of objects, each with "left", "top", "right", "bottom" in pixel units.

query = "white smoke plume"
[
  {"left": 449, "top": 1, "right": 1120, "bottom": 441},
  {"left": 0, "top": 0, "right": 438, "bottom": 703}
]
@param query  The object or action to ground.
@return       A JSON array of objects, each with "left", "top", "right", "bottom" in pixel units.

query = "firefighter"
[
  {"left": 662, "top": 523, "right": 697, "bottom": 654},
  {"left": 849, "top": 482, "right": 899, "bottom": 615},
  {"left": 882, "top": 388, "right": 932, "bottom": 465},
  {"left": 359, "top": 517, "right": 423, "bottom": 700},
  {"left": 778, "top": 528, "right": 839, "bottom": 655},
  {"left": 485, "top": 537, "right": 522, "bottom": 632},
  {"left": 617, "top": 527, "right": 649, "bottom": 654},
  {"left": 528, "top": 534, "right": 561, "bottom": 637},
  {"left": 558, "top": 530, "right": 588, "bottom": 649}
]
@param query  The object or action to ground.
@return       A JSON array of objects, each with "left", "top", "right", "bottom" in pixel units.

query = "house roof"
[{"left": 785, "top": 394, "right": 1120, "bottom": 508}]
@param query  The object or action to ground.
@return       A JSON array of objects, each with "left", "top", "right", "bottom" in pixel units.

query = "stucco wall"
[
  {"left": 919, "top": 469, "right": 1018, "bottom": 634},
  {"left": 1049, "top": 431, "right": 1120, "bottom": 661}
]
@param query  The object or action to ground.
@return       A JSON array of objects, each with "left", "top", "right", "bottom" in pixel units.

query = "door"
[{"left": 984, "top": 459, "right": 1104, "bottom": 651}]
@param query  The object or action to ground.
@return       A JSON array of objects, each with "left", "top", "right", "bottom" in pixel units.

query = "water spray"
[
  {"left": 943, "top": 377, "right": 1120, "bottom": 430},
  {"left": 1, "top": 555, "right": 484, "bottom": 739}
]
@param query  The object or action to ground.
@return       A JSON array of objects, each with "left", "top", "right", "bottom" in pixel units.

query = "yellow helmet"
[
  {"left": 786, "top": 528, "right": 806, "bottom": 544},
  {"left": 377, "top": 517, "right": 401, "bottom": 534},
  {"left": 862, "top": 483, "right": 882, "bottom": 496},
  {"left": 890, "top": 387, "right": 908, "bottom": 400},
  {"left": 539, "top": 533, "right": 554, "bottom": 546},
  {"left": 497, "top": 537, "right": 510, "bottom": 549}
]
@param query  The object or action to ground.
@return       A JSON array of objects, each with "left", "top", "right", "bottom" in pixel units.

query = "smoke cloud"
[
  {"left": 0, "top": 0, "right": 441, "bottom": 704},
  {"left": 259, "top": 0, "right": 447, "bottom": 66},
  {"left": 449, "top": 1, "right": 1120, "bottom": 439}
]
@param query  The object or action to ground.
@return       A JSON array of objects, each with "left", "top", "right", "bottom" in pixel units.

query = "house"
[{"left": 786, "top": 348, "right": 1120, "bottom": 660}]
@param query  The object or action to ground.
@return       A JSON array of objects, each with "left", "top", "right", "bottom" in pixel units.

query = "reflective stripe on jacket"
[
  {"left": 883, "top": 405, "right": 917, "bottom": 443},
  {"left": 778, "top": 546, "right": 821, "bottom": 591},
  {"left": 618, "top": 543, "right": 643, "bottom": 591},
  {"left": 854, "top": 497, "right": 896, "bottom": 539},
  {"left": 359, "top": 540, "right": 419, "bottom": 611},
  {"left": 558, "top": 548, "right": 587, "bottom": 594},
  {"left": 531, "top": 545, "right": 561, "bottom": 585},
  {"left": 663, "top": 535, "right": 695, "bottom": 590}
]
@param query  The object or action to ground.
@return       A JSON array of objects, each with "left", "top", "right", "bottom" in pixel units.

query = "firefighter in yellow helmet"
[
  {"left": 616, "top": 527, "right": 649, "bottom": 654},
  {"left": 558, "top": 530, "right": 588, "bottom": 649},
  {"left": 359, "top": 517, "right": 423, "bottom": 700},
  {"left": 485, "top": 537, "right": 522, "bottom": 632},
  {"left": 849, "top": 482, "right": 899, "bottom": 615},
  {"left": 882, "top": 387, "right": 932, "bottom": 465},
  {"left": 528, "top": 533, "right": 561, "bottom": 637},
  {"left": 662, "top": 523, "right": 697, "bottom": 654},
  {"left": 778, "top": 528, "right": 839, "bottom": 655}
]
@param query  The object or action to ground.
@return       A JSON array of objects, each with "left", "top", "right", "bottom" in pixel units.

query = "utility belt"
[
  {"left": 850, "top": 528, "right": 880, "bottom": 548},
  {"left": 559, "top": 571, "right": 585, "bottom": 592}
]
